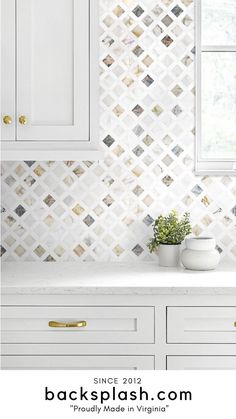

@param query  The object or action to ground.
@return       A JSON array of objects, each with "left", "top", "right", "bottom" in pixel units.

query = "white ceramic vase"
[
  {"left": 181, "top": 237, "right": 220, "bottom": 271},
  {"left": 158, "top": 244, "right": 181, "bottom": 267}
]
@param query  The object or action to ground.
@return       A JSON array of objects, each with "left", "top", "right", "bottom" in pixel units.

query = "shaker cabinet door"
[
  {"left": 1, "top": 0, "right": 16, "bottom": 141},
  {"left": 1, "top": 0, "right": 99, "bottom": 159},
  {"left": 17, "top": 0, "right": 89, "bottom": 141}
]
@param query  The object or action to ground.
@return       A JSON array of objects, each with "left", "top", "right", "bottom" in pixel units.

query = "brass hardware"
[
  {"left": 234, "top": 322, "right": 236, "bottom": 327},
  {"left": 3, "top": 115, "right": 12, "bottom": 125},
  {"left": 48, "top": 320, "right": 87, "bottom": 328},
  {"left": 19, "top": 115, "right": 27, "bottom": 125}
]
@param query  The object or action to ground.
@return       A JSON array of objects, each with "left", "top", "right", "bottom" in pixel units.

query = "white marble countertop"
[{"left": 1, "top": 261, "right": 236, "bottom": 295}]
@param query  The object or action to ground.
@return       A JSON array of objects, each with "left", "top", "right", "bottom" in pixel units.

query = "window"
[{"left": 196, "top": 0, "right": 236, "bottom": 175}]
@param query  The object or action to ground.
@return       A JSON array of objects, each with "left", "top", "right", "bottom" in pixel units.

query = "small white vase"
[
  {"left": 158, "top": 244, "right": 181, "bottom": 267},
  {"left": 181, "top": 237, "right": 220, "bottom": 271}
]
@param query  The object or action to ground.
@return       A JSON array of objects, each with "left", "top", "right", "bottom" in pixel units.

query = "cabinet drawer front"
[
  {"left": 167, "top": 356, "right": 236, "bottom": 370},
  {"left": 1, "top": 356, "right": 154, "bottom": 370},
  {"left": 167, "top": 307, "right": 236, "bottom": 343},
  {"left": 2, "top": 306, "right": 154, "bottom": 344}
]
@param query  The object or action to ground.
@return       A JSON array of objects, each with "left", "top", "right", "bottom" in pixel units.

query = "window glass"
[
  {"left": 201, "top": 52, "right": 236, "bottom": 159},
  {"left": 202, "top": 0, "right": 236, "bottom": 45}
]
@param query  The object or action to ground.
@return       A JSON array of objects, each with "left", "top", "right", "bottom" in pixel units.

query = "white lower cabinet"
[
  {"left": 167, "top": 356, "right": 236, "bottom": 370},
  {"left": 1, "top": 294, "right": 236, "bottom": 370},
  {"left": 2, "top": 356, "right": 154, "bottom": 370}
]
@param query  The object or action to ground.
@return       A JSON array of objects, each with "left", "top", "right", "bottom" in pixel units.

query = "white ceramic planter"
[
  {"left": 181, "top": 237, "right": 220, "bottom": 271},
  {"left": 158, "top": 244, "right": 181, "bottom": 267}
]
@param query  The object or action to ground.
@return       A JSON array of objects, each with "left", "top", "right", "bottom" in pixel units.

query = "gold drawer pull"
[
  {"left": 48, "top": 320, "right": 87, "bottom": 328},
  {"left": 234, "top": 322, "right": 236, "bottom": 327}
]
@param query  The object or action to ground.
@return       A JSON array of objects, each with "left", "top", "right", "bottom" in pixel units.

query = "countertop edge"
[{"left": 2, "top": 286, "right": 236, "bottom": 295}]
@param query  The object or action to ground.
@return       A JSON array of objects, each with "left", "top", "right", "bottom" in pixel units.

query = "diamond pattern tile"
[{"left": 1, "top": 0, "right": 236, "bottom": 262}]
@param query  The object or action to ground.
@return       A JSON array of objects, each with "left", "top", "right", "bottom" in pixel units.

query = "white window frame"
[{"left": 195, "top": 0, "right": 236, "bottom": 176}]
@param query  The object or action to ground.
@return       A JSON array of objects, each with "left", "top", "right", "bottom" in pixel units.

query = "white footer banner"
[{"left": 0, "top": 371, "right": 235, "bottom": 419}]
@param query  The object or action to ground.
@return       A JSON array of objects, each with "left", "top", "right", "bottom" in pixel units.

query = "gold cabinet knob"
[
  {"left": 19, "top": 115, "right": 27, "bottom": 125},
  {"left": 3, "top": 115, "right": 12, "bottom": 125}
]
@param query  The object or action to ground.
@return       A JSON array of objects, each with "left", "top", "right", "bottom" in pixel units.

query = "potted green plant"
[{"left": 148, "top": 210, "right": 192, "bottom": 267}]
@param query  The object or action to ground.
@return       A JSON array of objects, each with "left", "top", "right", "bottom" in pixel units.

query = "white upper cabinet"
[{"left": 1, "top": 0, "right": 100, "bottom": 160}]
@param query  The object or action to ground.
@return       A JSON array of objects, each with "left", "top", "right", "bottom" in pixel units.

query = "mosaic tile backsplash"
[{"left": 1, "top": 0, "right": 236, "bottom": 262}]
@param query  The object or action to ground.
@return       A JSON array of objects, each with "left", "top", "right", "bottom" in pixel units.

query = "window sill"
[{"left": 195, "top": 161, "right": 236, "bottom": 176}]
